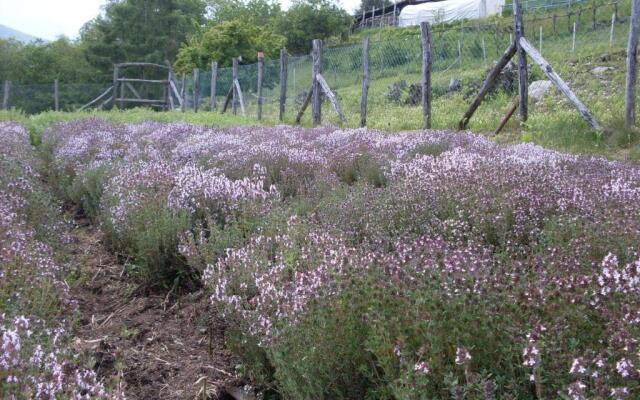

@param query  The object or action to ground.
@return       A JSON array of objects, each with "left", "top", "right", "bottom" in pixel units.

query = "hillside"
[{"left": 0, "top": 24, "right": 43, "bottom": 43}]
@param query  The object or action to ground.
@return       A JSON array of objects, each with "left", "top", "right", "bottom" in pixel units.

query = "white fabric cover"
[{"left": 399, "top": 0, "right": 505, "bottom": 27}]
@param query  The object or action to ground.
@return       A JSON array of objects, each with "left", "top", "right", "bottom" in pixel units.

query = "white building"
[{"left": 398, "top": 0, "right": 506, "bottom": 26}]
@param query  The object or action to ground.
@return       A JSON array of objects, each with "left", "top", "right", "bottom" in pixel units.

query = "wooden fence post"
[
  {"left": 181, "top": 73, "right": 186, "bottom": 112},
  {"left": 111, "top": 65, "right": 119, "bottom": 109},
  {"left": 611, "top": 13, "right": 616, "bottom": 47},
  {"left": 211, "top": 61, "right": 218, "bottom": 111},
  {"left": 420, "top": 22, "right": 432, "bottom": 129},
  {"left": 257, "top": 52, "right": 264, "bottom": 120},
  {"left": 393, "top": 1, "right": 397, "bottom": 25},
  {"left": 482, "top": 37, "right": 487, "bottom": 66},
  {"left": 513, "top": 0, "right": 528, "bottom": 122},
  {"left": 279, "top": 48, "right": 288, "bottom": 121},
  {"left": 193, "top": 68, "right": 200, "bottom": 112},
  {"left": 625, "top": 0, "right": 640, "bottom": 127},
  {"left": 553, "top": 13, "right": 558, "bottom": 36},
  {"left": 311, "top": 39, "right": 322, "bottom": 126},
  {"left": 360, "top": 37, "right": 370, "bottom": 127},
  {"left": 539, "top": 26, "right": 543, "bottom": 55},
  {"left": 592, "top": 0, "right": 597, "bottom": 30},
  {"left": 119, "top": 83, "right": 125, "bottom": 108},
  {"left": 2, "top": 80, "right": 10, "bottom": 109},
  {"left": 232, "top": 58, "right": 238, "bottom": 115},
  {"left": 54, "top": 79, "right": 59, "bottom": 111}
]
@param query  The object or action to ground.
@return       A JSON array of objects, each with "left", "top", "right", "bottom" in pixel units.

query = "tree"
[
  {"left": 80, "top": 0, "right": 207, "bottom": 81},
  {"left": 0, "top": 37, "right": 103, "bottom": 113},
  {"left": 273, "top": 0, "right": 352, "bottom": 54},
  {"left": 174, "top": 19, "right": 285, "bottom": 71},
  {"left": 355, "top": 0, "right": 392, "bottom": 16},
  {"left": 206, "top": 0, "right": 282, "bottom": 26},
  {"left": 0, "top": 37, "right": 96, "bottom": 83}
]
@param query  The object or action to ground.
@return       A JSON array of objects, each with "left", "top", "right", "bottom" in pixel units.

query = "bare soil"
[{"left": 67, "top": 215, "right": 241, "bottom": 399}]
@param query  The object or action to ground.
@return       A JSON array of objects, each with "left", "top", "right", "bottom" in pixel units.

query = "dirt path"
[{"left": 67, "top": 215, "right": 239, "bottom": 399}]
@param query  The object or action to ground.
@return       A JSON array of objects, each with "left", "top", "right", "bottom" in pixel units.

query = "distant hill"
[{"left": 0, "top": 24, "right": 44, "bottom": 43}]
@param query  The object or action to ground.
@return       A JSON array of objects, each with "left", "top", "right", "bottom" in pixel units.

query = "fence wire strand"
[{"left": 0, "top": 1, "right": 630, "bottom": 127}]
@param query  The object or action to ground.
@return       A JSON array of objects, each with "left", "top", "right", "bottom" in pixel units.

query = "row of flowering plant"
[
  {"left": 0, "top": 122, "right": 124, "bottom": 399},
  {"left": 41, "top": 119, "right": 640, "bottom": 398}
]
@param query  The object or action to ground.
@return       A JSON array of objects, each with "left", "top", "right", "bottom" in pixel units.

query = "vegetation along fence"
[{"left": 2, "top": 0, "right": 637, "bottom": 133}]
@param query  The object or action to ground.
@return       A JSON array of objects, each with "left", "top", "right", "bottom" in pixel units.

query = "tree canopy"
[
  {"left": 273, "top": 0, "right": 353, "bottom": 54},
  {"left": 174, "top": 20, "right": 285, "bottom": 71},
  {"left": 0, "top": 38, "right": 97, "bottom": 83},
  {"left": 1, "top": 0, "right": 355, "bottom": 87},
  {"left": 206, "top": 0, "right": 282, "bottom": 26},
  {"left": 80, "top": 0, "right": 207, "bottom": 80}
]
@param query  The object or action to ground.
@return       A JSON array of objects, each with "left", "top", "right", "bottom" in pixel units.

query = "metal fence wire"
[{"left": 0, "top": 1, "right": 630, "bottom": 127}]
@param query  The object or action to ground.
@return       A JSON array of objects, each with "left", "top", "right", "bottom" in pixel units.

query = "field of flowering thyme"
[
  {"left": 32, "top": 118, "right": 640, "bottom": 399},
  {"left": 0, "top": 122, "right": 125, "bottom": 399}
]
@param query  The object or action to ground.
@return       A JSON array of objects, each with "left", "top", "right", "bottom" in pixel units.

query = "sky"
[{"left": 0, "top": 0, "right": 361, "bottom": 41}]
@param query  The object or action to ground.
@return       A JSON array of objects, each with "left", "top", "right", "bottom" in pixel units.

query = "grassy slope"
[{"left": 2, "top": 0, "right": 639, "bottom": 160}]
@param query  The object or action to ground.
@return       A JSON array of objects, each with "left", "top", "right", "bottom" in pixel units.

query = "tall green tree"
[
  {"left": 206, "top": 0, "right": 282, "bottom": 26},
  {"left": 174, "top": 19, "right": 284, "bottom": 70},
  {"left": 273, "top": 0, "right": 352, "bottom": 54},
  {"left": 0, "top": 38, "right": 97, "bottom": 83},
  {"left": 80, "top": 0, "right": 207, "bottom": 81}
]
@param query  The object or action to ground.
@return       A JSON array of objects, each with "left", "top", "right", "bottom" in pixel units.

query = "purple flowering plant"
[{"left": 36, "top": 118, "right": 640, "bottom": 398}]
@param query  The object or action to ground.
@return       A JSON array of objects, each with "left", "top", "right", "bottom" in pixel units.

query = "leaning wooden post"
[
  {"left": 513, "top": 0, "right": 528, "bottom": 121},
  {"left": 54, "top": 79, "right": 59, "bottom": 111},
  {"left": 232, "top": 58, "right": 239, "bottom": 115},
  {"left": 211, "top": 61, "right": 218, "bottom": 111},
  {"left": 458, "top": 42, "right": 517, "bottom": 129},
  {"left": 519, "top": 38, "right": 601, "bottom": 131},
  {"left": 625, "top": 0, "right": 640, "bottom": 128},
  {"left": 257, "top": 52, "right": 264, "bottom": 120},
  {"left": 360, "top": 37, "right": 370, "bottom": 127},
  {"left": 193, "top": 68, "right": 200, "bottom": 112},
  {"left": 279, "top": 48, "right": 288, "bottom": 121},
  {"left": 420, "top": 22, "right": 432, "bottom": 129},
  {"left": 2, "top": 80, "right": 10, "bottom": 109},
  {"left": 311, "top": 39, "right": 322, "bottom": 126}
]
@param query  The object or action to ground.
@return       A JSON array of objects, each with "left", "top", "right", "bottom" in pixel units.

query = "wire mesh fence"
[{"left": 0, "top": 1, "right": 630, "bottom": 130}]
